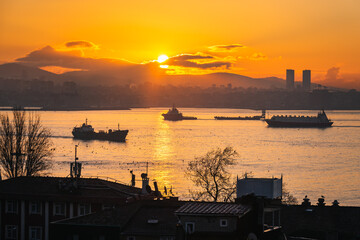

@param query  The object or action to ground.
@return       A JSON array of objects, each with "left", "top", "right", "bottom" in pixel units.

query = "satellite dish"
[{"left": 146, "top": 185, "right": 152, "bottom": 193}]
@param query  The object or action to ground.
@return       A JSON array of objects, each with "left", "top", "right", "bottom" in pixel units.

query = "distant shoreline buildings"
[
  {"left": 286, "top": 69, "right": 312, "bottom": 91},
  {"left": 286, "top": 69, "right": 295, "bottom": 89},
  {"left": 1, "top": 63, "right": 360, "bottom": 110},
  {"left": 303, "top": 70, "right": 311, "bottom": 91}
]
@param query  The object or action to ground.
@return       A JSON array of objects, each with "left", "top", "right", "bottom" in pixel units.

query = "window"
[
  {"left": 5, "top": 225, "right": 18, "bottom": 240},
  {"left": 78, "top": 203, "right": 91, "bottom": 216},
  {"left": 29, "top": 227, "right": 42, "bottom": 240},
  {"left": 30, "top": 202, "right": 42, "bottom": 215},
  {"left": 53, "top": 202, "right": 66, "bottom": 216},
  {"left": 220, "top": 219, "right": 228, "bottom": 227},
  {"left": 102, "top": 204, "right": 114, "bottom": 210},
  {"left": 6, "top": 201, "right": 18, "bottom": 214},
  {"left": 147, "top": 219, "right": 158, "bottom": 224},
  {"left": 185, "top": 222, "right": 195, "bottom": 234}
]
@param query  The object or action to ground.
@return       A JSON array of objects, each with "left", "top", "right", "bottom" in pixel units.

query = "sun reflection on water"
[
  {"left": 149, "top": 118, "right": 178, "bottom": 194},
  {"left": 153, "top": 120, "right": 173, "bottom": 161}
]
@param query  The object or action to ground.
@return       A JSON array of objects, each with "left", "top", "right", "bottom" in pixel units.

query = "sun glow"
[{"left": 157, "top": 54, "right": 169, "bottom": 63}]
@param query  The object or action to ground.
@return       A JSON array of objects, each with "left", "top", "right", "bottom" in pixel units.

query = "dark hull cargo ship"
[
  {"left": 265, "top": 110, "right": 333, "bottom": 128},
  {"left": 72, "top": 119, "right": 128, "bottom": 142}
]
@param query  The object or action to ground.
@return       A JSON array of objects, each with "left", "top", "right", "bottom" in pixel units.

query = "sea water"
[{"left": 3, "top": 108, "right": 360, "bottom": 206}]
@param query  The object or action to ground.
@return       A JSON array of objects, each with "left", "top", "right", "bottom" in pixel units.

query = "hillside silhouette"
[{"left": 0, "top": 62, "right": 285, "bottom": 89}]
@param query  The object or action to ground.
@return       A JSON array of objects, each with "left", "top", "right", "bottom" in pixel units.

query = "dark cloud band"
[
  {"left": 166, "top": 54, "right": 231, "bottom": 69},
  {"left": 209, "top": 44, "right": 244, "bottom": 52},
  {"left": 65, "top": 41, "right": 98, "bottom": 49}
]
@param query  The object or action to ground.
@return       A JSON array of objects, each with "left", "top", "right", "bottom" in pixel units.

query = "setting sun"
[{"left": 157, "top": 54, "right": 169, "bottom": 63}]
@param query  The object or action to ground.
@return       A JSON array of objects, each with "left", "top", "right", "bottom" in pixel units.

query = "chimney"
[
  {"left": 301, "top": 195, "right": 311, "bottom": 207},
  {"left": 130, "top": 170, "right": 135, "bottom": 187},
  {"left": 317, "top": 196, "right": 325, "bottom": 206},
  {"left": 153, "top": 181, "right": 160, "bottom": 196},
  {"left": 141, "top": 173, "right": 149, "bottom": 194}
]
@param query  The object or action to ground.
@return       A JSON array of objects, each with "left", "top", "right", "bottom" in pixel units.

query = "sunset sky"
[{"left": 1, "top": 0, "right": 359, "bottom": 88}]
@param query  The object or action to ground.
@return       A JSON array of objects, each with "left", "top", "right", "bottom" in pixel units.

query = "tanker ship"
[{"left": 72, "top": 119, "right": 128, "bottom": 142}]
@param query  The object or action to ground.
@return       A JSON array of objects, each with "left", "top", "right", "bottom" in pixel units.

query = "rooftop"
[
  {"left": 0, "top": 176, "right": 142, "bottom": 203},
  {"left": 53, "top": 199, "right": 184, "bottom": 235},
  {"left": 175, "top": 201, "right": 251, "bottom": 216}
]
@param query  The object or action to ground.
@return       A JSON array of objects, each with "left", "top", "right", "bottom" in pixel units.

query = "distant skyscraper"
[
  {"left": 286, "top": 69, "right": 295, "bottom": 89},
  {"left": 302, "top": 70, "right": 311, "bottom": 91}
]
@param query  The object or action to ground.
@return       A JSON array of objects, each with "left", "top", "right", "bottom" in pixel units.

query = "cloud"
[
  {"left": 16, "top": 46, "right": 82, "bottom": 67},
  {"left": 208, "top": 44, "right": 245, "bottom": 52},
  {"left": 16, "top": 45, "right": 131, "bottom": 70},
  {"left": 325, "top": 67, "right": 340, "bottom": 80},
  {"left": 170, "top": 54, "right": 213, "bottom": 61},
  {"left": 321, "top": 67, "right": 341, "bottom": 87},
  {"left": 165, "top": 54, "right": 231, "bottom": 69},
  {"left": 65, "top": 41, "right": 99, "bottom": 49},
  {"left": 319, "top": 67, "right": 360, "bottom": 90},
  {"left": 248, "top": 52, "right": 267, "bottom": 60}
]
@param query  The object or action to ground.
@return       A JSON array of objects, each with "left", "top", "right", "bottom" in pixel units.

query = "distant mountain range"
[
  {"left": 0, "top": 62, "right": 286, "bottom": 89},
  {"left": 162, "top": 72, "right": 285, "bottom": 88},
  {"left": 0, "top": 63, "right": 60, "bottom": 81}
]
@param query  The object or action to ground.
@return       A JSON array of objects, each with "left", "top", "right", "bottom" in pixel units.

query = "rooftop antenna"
[
  {"left": 75, "top": 145, "right": 78, "bottom": 162},
  {"left": 146, "top": 161, "right": 149, "bottom": 175},
  {"left": 70, "top": 145, "right": 82, "bottom": 178},
  {"left": 85, "top": 118, "right": 87, "bottom": 125}
]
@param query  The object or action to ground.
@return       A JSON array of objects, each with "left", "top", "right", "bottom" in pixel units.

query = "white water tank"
[{"left": 237, "top": 176, "right": 282, "bottom": 199}]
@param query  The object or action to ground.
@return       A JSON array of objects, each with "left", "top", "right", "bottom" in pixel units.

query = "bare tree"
[
  {"left": 186, "top": 146, "right": 238, "bottom": 202},
  {"left": 0, "top": 110, "right": 53, "bottom": 178},
  {"left": 282, "top": 183, "right": 298, "bottom": 205}
]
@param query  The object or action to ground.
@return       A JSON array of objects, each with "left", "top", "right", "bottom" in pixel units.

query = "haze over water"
[{"left": 19, "top": 108, "right": 360, "bottom": 206}]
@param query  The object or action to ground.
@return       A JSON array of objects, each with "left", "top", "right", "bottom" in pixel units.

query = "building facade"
[
  {"left": 0, "top": 176, "right": 143, "bottom": 240},
  {"left": 302, "top": 70, "right": 311, "bottom": 91},
  {"left": 51, "top": 199, "right": 182, "bottom": 240},
  {"left": 286, "top": 69, "right": 295, "bottom": 90}
]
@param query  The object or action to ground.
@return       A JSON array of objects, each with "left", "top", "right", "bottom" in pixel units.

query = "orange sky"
[{"left": 0, "top": 0, "right": 359, "bottom": 88}]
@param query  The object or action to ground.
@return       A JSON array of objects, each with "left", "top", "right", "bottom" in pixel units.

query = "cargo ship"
[
  {"left": 72, "top": 119, "right": 129, "bottom": 142},
  {"left": 265, "top": 110, "right": 333, "bottom": 128},
  {"left": 215, "top": 110, "right": 266, "bottom": 120},
  {"left": 162, "top": 106, "right": 197, "bottom": 121}
]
